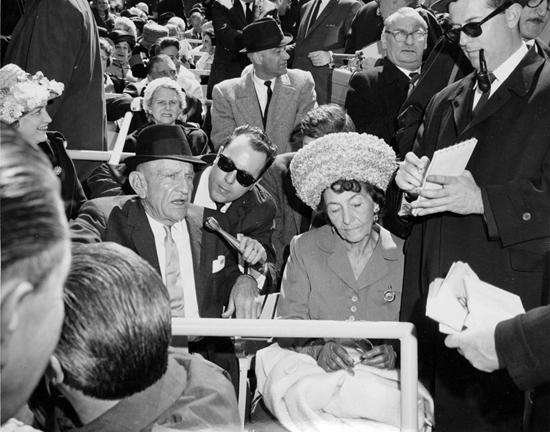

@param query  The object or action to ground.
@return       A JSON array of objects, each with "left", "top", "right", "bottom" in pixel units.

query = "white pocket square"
[{"left": 212, "top": 255, "right": 225, "bottom": 273}]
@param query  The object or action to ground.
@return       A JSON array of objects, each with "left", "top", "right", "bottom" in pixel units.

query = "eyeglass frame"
[
  {"left": 216, "top": 152, "right": 258, "bottom": 187},
  {"left": 444, "top": 1, "right": 513, "bottom": 44},
  {"left": 384, "top": 29, "right": 428, "bottom": 43},
  {"left": 526, "top": 0, "right": 550, "bottom": 10}
]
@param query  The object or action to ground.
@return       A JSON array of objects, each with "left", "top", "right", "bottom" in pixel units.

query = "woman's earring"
[{"left": 373, "top": 213, "right": 379, "bottom": 223}]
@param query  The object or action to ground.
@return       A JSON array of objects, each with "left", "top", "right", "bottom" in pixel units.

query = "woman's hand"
[
  {"left": 360, "top": 344, "right": 396, "bottom": 370},
  {"left": 316, "top": 340, "right": 355, "bottom": 376}
]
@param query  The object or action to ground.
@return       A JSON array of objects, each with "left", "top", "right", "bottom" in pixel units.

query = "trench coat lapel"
[
  {"left": 266, "top": 74, "right": 294, "bottom": 132},
  {"left": 235, "top": 72, "right": 264, "bottom": 128}
]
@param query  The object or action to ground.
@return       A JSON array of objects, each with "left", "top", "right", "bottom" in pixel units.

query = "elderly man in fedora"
[
  {"left": 211, "top": 16, "right": 317, "bottom": 153},
  {"left": 71, "top": 124, "right": 256, "bottom": 388}
]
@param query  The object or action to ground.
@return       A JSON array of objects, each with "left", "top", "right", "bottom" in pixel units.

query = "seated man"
[
  {"left": 345, "top": 7, "right": 428, "bottom": 154},
  {"left": 30, "top": 242, "right": 241, "bottom": 431},
  {"left": 71, "top": 124, "right": 257, "bottom": 386},
  {"left": 211, "top": 17, "right": 317, "bottom": 153},
  {"left": 106, "top": 54, "right": 203, "bottom": 130},
  {"left": 1, "top": 125, "right": 71, "bottom": 425},
  {"left": 260, "top": 104, "right": 355, "bottom": 271},
  {"left": 88, "top": 125, "right": 280, "bottom": 295}
]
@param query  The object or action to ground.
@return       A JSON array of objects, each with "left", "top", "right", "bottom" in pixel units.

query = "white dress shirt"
[{"left": 146, "top": 214, "right": 200, "bottom": 318}]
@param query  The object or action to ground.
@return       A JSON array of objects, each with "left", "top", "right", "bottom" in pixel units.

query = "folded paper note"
[{"left": 426, "top": 261, "right": 525, "bottom": 334}]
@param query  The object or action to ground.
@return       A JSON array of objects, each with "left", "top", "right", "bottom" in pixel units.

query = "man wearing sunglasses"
[{"left": 393, "top": 0, "right": 550, "bottom": 430}]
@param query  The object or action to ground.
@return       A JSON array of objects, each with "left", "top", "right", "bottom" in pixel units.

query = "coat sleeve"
[
  {"left": 289, "top": 72, "right": 318, "bottom": 150},
  {"left": 495, "top": 305, "right": 550, "bottom": 391},
  {"left": 211, "top": 84, "right": 238, "bottom": 150},
  {"left": 277, "top": 235, "right": 312, "bottom": 320},
  {"left": 345, "top": 71, "right": 383, "bottom": 135},
  {"left": 212, "top": 1, "right": 245, "bottom": 53},
  {"left": 69, "top": 199, "right": 108, "bottom": 244}
]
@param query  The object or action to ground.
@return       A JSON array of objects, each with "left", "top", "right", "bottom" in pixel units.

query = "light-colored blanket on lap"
[{"left": 256, "top": 344, "right": 434, "bottom": 432}]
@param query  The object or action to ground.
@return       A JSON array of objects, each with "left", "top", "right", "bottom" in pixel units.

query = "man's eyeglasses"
[
  {"left": 217, "top": 153, "right": 257, "bottom": 187},
  {"left": 384, "top": 30, "right": 427, "bottom": 43},
  {"left": 444, "top": 2, "right": 513, "bottom": 44},
  {"left": 527, "top": 0, "right": 550, "bottom": 10}
]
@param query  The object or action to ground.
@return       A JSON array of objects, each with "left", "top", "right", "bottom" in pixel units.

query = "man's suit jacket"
[
  {"left": 259, "top": 152, "right": 308, "bottom": 271},
  {"left": 70, "top": 197, "right": 241, "bottom": 318},
  {"left": 206, "top": 0, "right": 251, "bottom": 99},
  {"left": 211, "top": 68, "right": 317, "bottom": 153},
  {"left": 343, "top": 1, "right": 442, "bottom": 59},
  {"left": 292, "top": 0, "right": 360, "bottom": 104},
  {"left": 345, "top": 58, "right": 410, "bottom": 152},
  {"left": 397, "top": 47, "right": 550, "bottom": 430}
]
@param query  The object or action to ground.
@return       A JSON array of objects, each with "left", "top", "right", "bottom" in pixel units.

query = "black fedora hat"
[
  {"left": 240, "top": 17, "right": 293, "bottom": 53},
  {"left": 125, "top": 124, "right": 206, "bottom": 171}
]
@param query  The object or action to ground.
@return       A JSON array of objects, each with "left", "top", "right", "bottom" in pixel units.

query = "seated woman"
[
  {"left": 123, "top": 77, "right": 208, "bottom": 155},
  {"left": 254, "top": 133, "right": 433, "bottom": 431},
  {"left": 106, "top": 30, "right": 137, "bottom": 83},
  {"left": 0, "top": 64, "right": 86, "bottom": 220},
  {"left": 195, "top": 30, "right": 215, "bottom": 85}
]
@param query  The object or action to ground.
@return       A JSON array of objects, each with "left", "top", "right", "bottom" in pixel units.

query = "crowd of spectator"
[{"left": 1, "top": 0, "right": 550, "bottom": 431}]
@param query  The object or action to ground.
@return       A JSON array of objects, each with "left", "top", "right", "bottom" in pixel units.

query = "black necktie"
[
  {"left": 472, "top": 73, "right": 496, "bottom": 118},
  {"left": 246, "top": 2, "right": 254, "bottom": 23},
  {"left": 407, "top": 71, "right": 420, "bottom": 96},
  {"left": 263, "top": 80, "right": 273, "bottom": 129},
  {"left": 215, "top": 202, "right": 224, "bottom": 211},
  {"left": 307, "top": 0, "right": 322, "bottom": 34}
]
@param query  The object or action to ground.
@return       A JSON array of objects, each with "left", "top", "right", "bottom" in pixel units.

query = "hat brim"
[
  {"left": 431, "top": 0, "right": 454, "bottom": 13},
  {"left": 124, "top": 154, "right": 206, "bottom": 171},
  {"left": 240, "top": 34, "right": 293, "bottom": 53}
]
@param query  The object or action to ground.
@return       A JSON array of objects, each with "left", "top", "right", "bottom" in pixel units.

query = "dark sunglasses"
[
  {"left": 217, "top": 153, "right": 257, "bottom": 187},
  {"left": 444, "top": 2, "right": 513, "bottom": 44}
]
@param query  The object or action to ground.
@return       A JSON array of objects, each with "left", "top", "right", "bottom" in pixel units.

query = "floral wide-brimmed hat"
[
  {"left": 0, "top": 64, "right": 64, "bottom": 124},
  {"left": 290, "top": 132, "right": 398, "bottom": 209}
]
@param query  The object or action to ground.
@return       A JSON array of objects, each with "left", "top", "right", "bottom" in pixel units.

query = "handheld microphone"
[{"left": 477, "top": 49, "right": 491, "bottom": 93}]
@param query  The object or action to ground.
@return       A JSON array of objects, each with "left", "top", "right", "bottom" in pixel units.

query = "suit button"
[
  {"left": 351, "top": 296, "right": 358, "bottom": 302},
  {"left": 349, "top": 315, "right": 356, "bottom": 321},
  {"left": 350, "top": 306, "right": 357, "bottom": 312},
  {"left": 522, "top": 213, "right": 532, "bottom": 221}
]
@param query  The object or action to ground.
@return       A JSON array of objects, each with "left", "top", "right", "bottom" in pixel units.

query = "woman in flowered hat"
[
  {"left": 278, "top": 132, "right": 403, "bottom": 372},
  {"left": 0, "top": 64, "right": 86, "bottom": 219}
]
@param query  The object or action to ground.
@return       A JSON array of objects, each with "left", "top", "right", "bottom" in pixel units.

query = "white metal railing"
[{"left": 172, "top": 318, "right": 419, "bottom": 432}]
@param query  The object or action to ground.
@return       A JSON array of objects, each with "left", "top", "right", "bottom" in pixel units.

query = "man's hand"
[
  {"left": 360, "top": 56, "right": 378, "bottom": 70},
  {"left": 360, "top": 344, "right": 396, "bottom": 370},
  {"left": 412, "top": 170, "right": 484, "bottom": 216},
  {"left": 395, "top": 152, "right": 430, "bottom": 194},
  {"left": 1, "top": 419, "right": 42, "bottom": 432},
  {"left": 222, "top": 275, "right": 261, "bottom": 319},
  {"left": 445, "top": 315, "right": 502, "bottom": 372},
  {"left": 308, "top": 50, "right": 331, "bottom": 67},
  {"left": 239, "top": 236, "right": 267, "bottom": 266}
]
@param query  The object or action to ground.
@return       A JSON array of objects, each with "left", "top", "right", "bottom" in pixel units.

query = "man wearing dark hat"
[
  {"left": 71, "top": 124, "right": 258, "bottom": 386},
  {"left": 211, "top": 17, "right": 317, "bottom": 153},
  {"left": 393, "top": 0, "right": 550, "bottom": 430},
  {"left": 184, "top": 4, "right": 206, "bottom": 39}
]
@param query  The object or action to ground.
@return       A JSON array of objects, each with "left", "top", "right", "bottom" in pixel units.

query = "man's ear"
[
  {"left": 1, "top": 280, "right": 34, "bottom": 346},
  {"left": 46, "top": 355, "right": 65, "bottom": 386},
  {"left": 381, "top": 31, "right": 388, "bottom": 50},
  {"left": 129, "top": 171, "right": 147, "bottom": 199},
  {"left": 505, "top": 3, "right": 522, "bottom": 29}
]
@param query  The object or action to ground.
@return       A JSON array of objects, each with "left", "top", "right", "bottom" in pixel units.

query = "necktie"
[
  {"left": 262, "top": 80, "right": 273, "bottom": 129},
  {"left": 215, "top": 202, "right": 224, "bottom": 211},
  {"left": 307, "top": 0, "right": 322, "bottom": 34},
  {"left": 407, "top": 71, "right": 420, "bottom": 96},
  {"left": 472, "top": 73, "right": 496, "bottom": 118},
  {"left": 164, "top": 225, "right": 185, "bottom": 317},
  {"left": 246, "top": 2, "right": 254, "bottom": 23}
]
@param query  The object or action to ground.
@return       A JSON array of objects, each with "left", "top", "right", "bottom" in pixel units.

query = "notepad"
[{"left": 412, "top": 138, "right": 478, "bottom": 216}]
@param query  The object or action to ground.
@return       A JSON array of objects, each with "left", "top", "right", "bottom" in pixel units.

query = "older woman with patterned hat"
[
  {"left": 278, "top": 132, "right": 402, "bottom": 372},
  {"left": 0, "top": 64, "right": 86, "bottom": 220}
]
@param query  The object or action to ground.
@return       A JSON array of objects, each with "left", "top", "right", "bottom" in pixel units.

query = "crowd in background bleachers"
[{"left": 1, "top": 0, "right": 550, "bottom": 431}]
